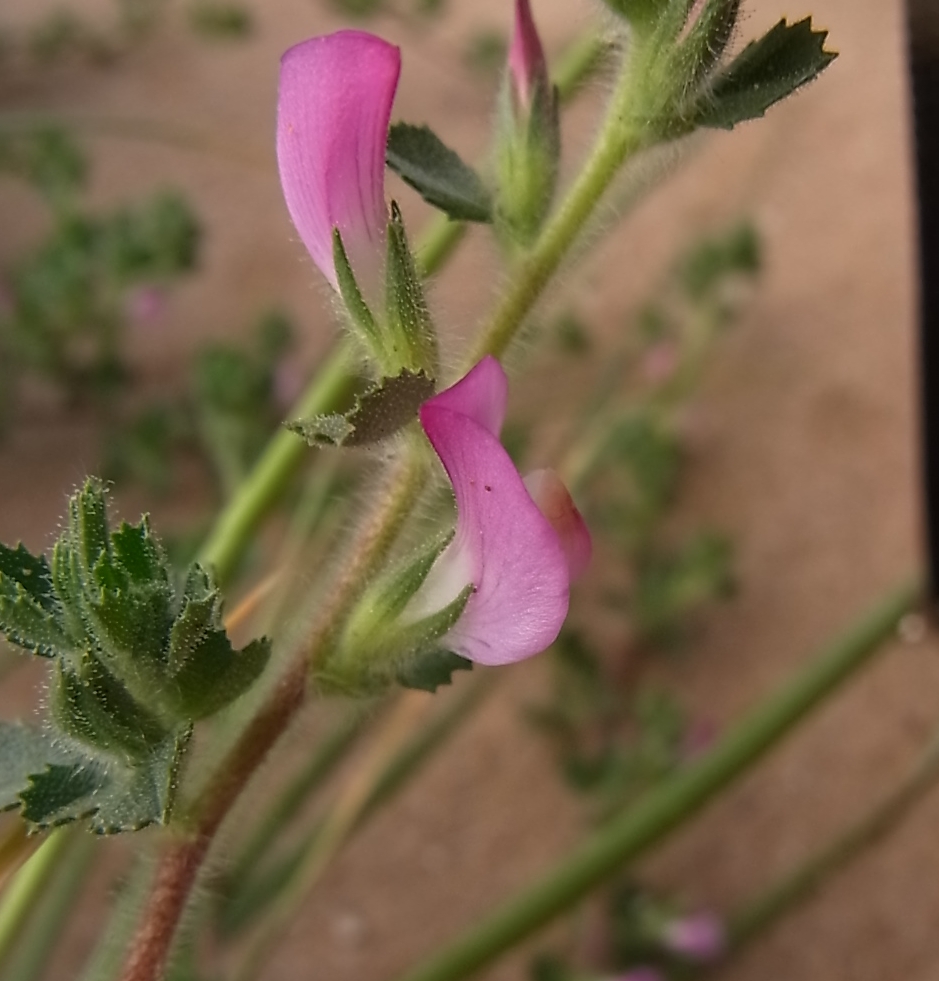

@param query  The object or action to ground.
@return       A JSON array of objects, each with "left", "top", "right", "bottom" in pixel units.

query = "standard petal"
[
  {"left": 277, "top": 31, "right": 400, "bottom": 298},
  {"left": 418, "top": 364, "right": 570, "bottom": 666},
  {"left": 426, "top": 354, "right": 508, "bottom": 438}
]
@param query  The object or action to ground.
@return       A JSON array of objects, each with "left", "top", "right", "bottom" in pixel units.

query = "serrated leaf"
[
  {"left": 51, "top": 661, "right": 169, "bottom": 759},
  {"left": 111, "top": 518, "right": 168, "bottom": 587},
  {"left": 169, "top": 635, "right": 271, "bottom": 720},
  {"left": 19, "top": 764, "right": 107, "bottom": 827},
  {"left": 691, "top": 18, "right": 837, "bottom": 131},
  {"left": 289, "top": 370, "right": 435, "bottom": 448},
  {"left": 396, "top": 648, "right": 473, "bottom": 693},
  {"left": 0, "top": 577, "right": 71, "bottom": 657},
  {"left": 167, "top": 590, "right": 222, "bottom": 675},
  {"left": 15, "top": 729, "right": 189, "bottom": 833},
  {"left": 0, "top": 723, "right": 81, "bottom": 812},
  {"left": 0, "top": 543, "right": 56, "bottom": 610},
  {"left": 386, "top": 124, "right": 493, "bottom": 223},
  {"left": 68, "top": 479, "right": 111, "bottom": 579},
  {"left": 88, "top": 579, "right": 174, "bottom": 671}
]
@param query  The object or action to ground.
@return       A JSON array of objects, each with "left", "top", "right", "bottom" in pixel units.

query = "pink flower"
[
  {"left": 662, "top": 912, "right": 725, "bottom": 962},
  {"left": 508, "top": 0, "right": 548, "bottom": 111},
  {"left": 413, "top": 356, "right": 591, "bottom": 666},
  {"left": 126, "top": 285, "right": 166, "bottom": 324},
  {"left": 610, "top": 970, "right": 665, "bottom": 981},
  {"left": 276, "top": 31, "right": 400, "bottom": 303}
]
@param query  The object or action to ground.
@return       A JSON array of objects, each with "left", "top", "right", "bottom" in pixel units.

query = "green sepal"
[
  {"left": 396, "top": 648, "right": 473, "bottom": 693},
  {"left": 288, "top": 369, "right": 435, "bottom": 448},
  {"left": 343, "top": 532, "right": 455, "bottom": 648},
  {"left": 332, "top": 228, "right": 383, "bottom": 356},
  {"left": 687, "top": 18, "right": 837, "bottom": 132},
  {"left": 168, "top": 635, "right": 271, "bottom": 720},
  {"left": 495, "top": 78, "right": 560, "bottom": 245},
  {"left": 386, "top": 201, "right": 439, "bottom": 377},
  {"left": 673, "top": 0, "right": 741, "bottom": 85},
  {"left": 386, "top": 123, "right": 493, "bottom": 223}
]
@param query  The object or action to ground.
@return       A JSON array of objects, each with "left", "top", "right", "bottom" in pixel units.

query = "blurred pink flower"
[
  {"left": 126, "top": 285, "right": 166, "bottom": 324},
  {"left": 413, "top": 356, "right": 591, "bottom": 665},
  {"left": 641, "top": 340, "right": 680, "bottom": 385},
  {"left": 508, "top": 0, "right": 548, "bottom": 111},
  {"left": 277, "top": 30, "right": 400, "bottom": 304},
  {"left": 662, "top": 911, "right": 726, "bottom": 962},
  {"left": 681, "top": 717, "right": 719, "bottom": 761}
]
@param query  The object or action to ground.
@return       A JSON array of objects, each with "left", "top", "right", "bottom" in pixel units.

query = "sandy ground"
[{"left": 3, "top": 0, "right": 939, "bottom": 979}]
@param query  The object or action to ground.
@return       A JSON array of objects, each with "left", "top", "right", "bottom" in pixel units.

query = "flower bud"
[{"left": 494, "top": 0, "right": 560, "bottom": 245}]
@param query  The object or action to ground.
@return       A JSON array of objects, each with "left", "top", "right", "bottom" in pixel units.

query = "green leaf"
[
  {"left": 0, "top": 576, "right": 71, "bottom": 657},
  {"left": 397, "top": 648, "right": 473, "bottom": 693},
  {"left": 67, "top": 479, "right": 111, "bottom": 579},
  {"left": 18, "top": 730, "right": 190, "bottom": 833},
  {"left": 0, "top": 543, "right": 56, "bottom": 610},
  {"left": 111, "top": 517, "right": 168, "bottom": 586},
  {"left": 0, "top": 724, "right": 81, "bottom": 812},
  {"left": 170, "top": 635, "right": 271, "bottom": 720},
  {"left": 386, "top": 124, "right": 493, "bottom": 223},
  {"left": 51, "top": 661, "right": 169, "bottom": 759},
  {"left": 691, "top": 18, "right": 837, "bottom": 131},
  {"left": 288, "top": 370, "right": 435, "bottom": 448}
]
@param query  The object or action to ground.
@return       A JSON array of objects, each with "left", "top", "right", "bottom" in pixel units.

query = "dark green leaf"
[
  {"left": 288, "top": 370, "right": 435, "bottom": 448},
  {"left": 0, "top": 543, "right": 56, "bottom": 610},
  {"left": 111, "top": 518, "right": 167, "bottom": 586},
  {"left": 0, "top": 724, "right": 81, "bottom": 812},
  {"left": 387, "top": 124, "right": 492, "bottom": 223},
  {"left": 12, "top": 729, "right": 189, "bottom": 833},
  {"left": 397, "top": 648, "right": 473, "bottom": 693},
  {"left": 0, "top": 575, "right": 70, "bottom": 657},
  {"left": 170, "top": 635, "right": 271, "bottom": 719},
  {"left": 691, "top": 18, "right": 837, "bottom": 131}
]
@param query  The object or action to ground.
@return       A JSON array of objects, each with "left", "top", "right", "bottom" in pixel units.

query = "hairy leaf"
[
  {"left": 691, "top": 18, "right": 837, "bottom": 130},
  {"left": 289, "top": 370, "right": 435, "bottom": 448},
  {"left": 397, "top": 648, "right": 473, "bottom": 693},
  {"left": 170, "top": 635, "right": 271, "bottom": 719},
  {"left": 386, "top": 124, "right": 492, "bottom": 223}
]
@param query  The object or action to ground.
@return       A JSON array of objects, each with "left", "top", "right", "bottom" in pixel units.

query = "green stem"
[
  {"left": 196, "top": 344, "right": 354, "bottom": 584},
  {"left": 391, "top": 581, "right": 919, "bottom": 981},
  {"left": 466, "top": 55, "right": 648, "bottom": 365},
  {"left": 225, "top": 707, "right": 368, "bottom": 891},
  {"left": 4, "top": 831, "right": 95, "bottom": 981},
  {"left": 0, "top": 827, "right": 72, "bottom": 970},
  {"left": 722, "top": 723, "right": 939, "bottom": 958}
]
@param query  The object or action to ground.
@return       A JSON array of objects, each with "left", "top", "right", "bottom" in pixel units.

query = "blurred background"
[{"left": 1, "top": 1, "right": 936, "bottom": 979}]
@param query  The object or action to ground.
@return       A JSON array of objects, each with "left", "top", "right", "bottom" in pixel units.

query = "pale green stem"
[
  {"left": 0, "top": 827, "right": 72, "bottom": 971},
  {"left": 390, "top": 581, "right": 918, "bottom": 981},
  {"left": 196, "top": 344, "right": 354, "bottom": 584},
  {"left": 4, "top": 831, "right": 95, "bottom": 981},
  {"left": 721, "top": 723, "right": 939, "bottom": 959},
  {"left": 465, "top": 55, "right": 649, "bottom": 366}
]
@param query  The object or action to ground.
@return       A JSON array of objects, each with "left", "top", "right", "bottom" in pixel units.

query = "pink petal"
[
  {"left": 277, "top": 31, "right": 400, "bottom": 301},
  {"left": 523, "top": 469, "right": 592, "bottom": 580},
  {"left": 416, "top": 357, "right": 574, "bottom": 666},
  {"left": 508, "top": 0, "right": 548, "bottom": 109},
  {"left": 663, "top": 913, "right": 725, "bottom": 962}
]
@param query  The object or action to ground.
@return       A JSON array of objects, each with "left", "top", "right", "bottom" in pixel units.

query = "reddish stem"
[{"left": 119, "top": 658, "right": 307, "bottom": 981}]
